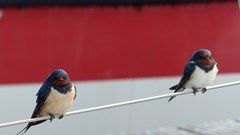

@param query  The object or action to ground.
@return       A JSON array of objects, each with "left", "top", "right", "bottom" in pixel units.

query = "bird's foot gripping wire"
[
  {"left": 58, "top": 114, "right": 64, "bottom": 119},
  {"left": 49, "top": 114, "right": 55, "bottom": 122},
  {"left": 192, "top": 88, "right": 198, "bottom": 95},
  {"left": 202, "top": 88, "right": 207, "bottom": 94}
]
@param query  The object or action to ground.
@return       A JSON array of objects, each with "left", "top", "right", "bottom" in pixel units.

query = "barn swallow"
[
  {"left": 16, "top": 69, "right": 76, "bottom": 135},
  {"left": 168, "top": 49, "right": 218, "bottom": 102}
]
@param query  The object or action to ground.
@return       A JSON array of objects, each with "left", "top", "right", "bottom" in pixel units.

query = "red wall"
[{"left": 0, "top": 2, "right": 239, "bottom": 84}]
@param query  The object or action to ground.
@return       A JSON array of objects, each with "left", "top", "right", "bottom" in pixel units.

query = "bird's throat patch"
[
  {"left": 198, "top": 59, "right": 212, "bottom": 65},
  {"left": 53, "top": 80, "right": 68, "bottom": 87}
]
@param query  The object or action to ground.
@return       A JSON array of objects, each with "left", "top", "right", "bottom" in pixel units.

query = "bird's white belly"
[
  {"left": 39, "top": 86, "right": 76, "bottom": 117},
  {"left": 185, "top": 65, "right": 218, "bottom": 89}
]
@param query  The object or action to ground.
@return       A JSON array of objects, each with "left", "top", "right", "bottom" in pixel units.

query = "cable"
[{"left": 1, "top": 80, "right": 240, "bottom": 128}]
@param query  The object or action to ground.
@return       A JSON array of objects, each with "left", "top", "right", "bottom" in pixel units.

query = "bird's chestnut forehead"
[
  {"left": 55, "top": 74, "right": 65, "bottom": 78},
  {"left": 201, "top": 52, "right": 211, "bottom": 57}
]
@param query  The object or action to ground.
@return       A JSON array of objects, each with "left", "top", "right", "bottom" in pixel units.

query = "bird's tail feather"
[
  {"left": 16, "top": 119, "right": 47, "bottom": 135},
  {"left": 168, "top": 87, "right": 185, "bottom": 102},
  {"left": 16, "top": 124, "right": 31, "bottom": 135},
  {"left": 169, "top": 85, "right": 177, "bottom": 90},
  {"left": 169, "top": 85, "right": 178, "bottom": 102},
  {"left": 16, "top": 119, "right": 48, "bottom": 135},
  {"left": 168, "top": 96, "right": 176, "bottom": 102}
]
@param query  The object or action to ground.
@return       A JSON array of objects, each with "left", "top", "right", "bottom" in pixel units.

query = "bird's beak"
[
  {"left": 58, "top": 77, "right": 65, "bottom": 81},
  {"left": 204, "top": 56, "right": 211, "bottom": 60}
]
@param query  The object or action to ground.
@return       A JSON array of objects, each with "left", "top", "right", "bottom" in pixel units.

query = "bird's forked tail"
[
  {"left": 168, "top": 95, "right": 176, "bottom": 102},
  {"left": 16, "top": 123, "right": 33, "bottom": 135}
]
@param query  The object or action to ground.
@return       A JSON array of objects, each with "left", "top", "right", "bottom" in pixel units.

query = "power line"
[{"left": 1, "top": 80, "right": 240, "bottom": 128}]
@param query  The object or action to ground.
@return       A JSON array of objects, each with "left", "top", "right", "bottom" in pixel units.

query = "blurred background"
[{"left": 0, "top": 0, "right": 240, "bottom": 134}]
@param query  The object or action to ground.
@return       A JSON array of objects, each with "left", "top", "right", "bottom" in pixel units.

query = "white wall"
[{"left": 0, "top": 73, "right": 240, "bottom": 135}]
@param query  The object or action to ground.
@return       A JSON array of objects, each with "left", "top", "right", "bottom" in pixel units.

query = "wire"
[{"left": 1, "top": 80, "right": 240, "bottom": 128}]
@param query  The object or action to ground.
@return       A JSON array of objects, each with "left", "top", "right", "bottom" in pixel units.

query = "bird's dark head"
[
  {"left": 191, "top": 49, "right": 214, "bottom": 65},
  {"left": 49, "top": 69, "right": 70, "bottom": 87}
]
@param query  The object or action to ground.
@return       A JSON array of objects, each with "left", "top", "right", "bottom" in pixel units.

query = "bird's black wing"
[
  {"left": 32, "top": 84, "right": 51, "bottom": 120},
  {"left": 170, "top": 62, "right": 196, "bottom": 92},
  {"left": 168, "top": 62, "right": 196, "bottom": 102},
  {"left": 74, "top": 85, "right": 77, "bottom": 100},
  {"left": 16, "top": 84, "right": 52, "bottom": 135}
]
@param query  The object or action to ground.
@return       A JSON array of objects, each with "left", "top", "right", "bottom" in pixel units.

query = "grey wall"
[{"left": 0, "top": 73, "right": 240, "bottom": 135}]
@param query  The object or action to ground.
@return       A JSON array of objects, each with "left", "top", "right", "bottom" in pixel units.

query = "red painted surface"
[{"left": 0, "top": 2, "right": 239, "bottom": 84}]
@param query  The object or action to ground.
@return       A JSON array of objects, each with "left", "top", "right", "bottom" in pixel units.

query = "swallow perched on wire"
[
  {"left": 168, "top": 49, "right": 218, "bottom": 102},
  {"left": 16, "top": 69, "right": 77, "bottom": 135}
]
